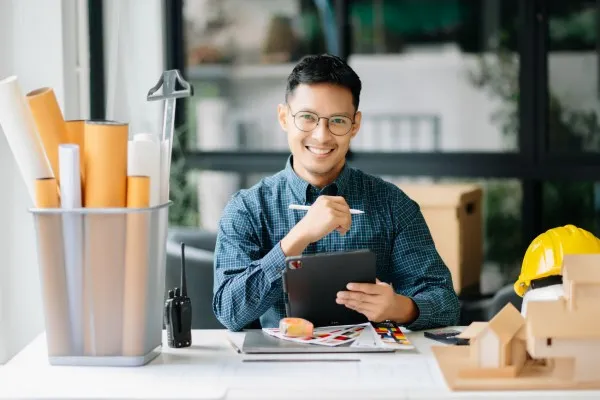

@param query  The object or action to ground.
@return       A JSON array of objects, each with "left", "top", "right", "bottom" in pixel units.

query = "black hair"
[{"left": 285, "top": 54, "right": 362, "bottom": 111}]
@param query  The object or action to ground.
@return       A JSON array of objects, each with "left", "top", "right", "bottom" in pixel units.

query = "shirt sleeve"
[
  {"left": 212, "top": 195, "right": 287, "bottom": 331},
  {"left": 388, "top": 194, "right": 461, "bottom": 331}
]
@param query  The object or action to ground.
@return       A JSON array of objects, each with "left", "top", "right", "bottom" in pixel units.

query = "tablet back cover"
[{"left": 282, "top": 250, "right": 376, "bottom": 327}]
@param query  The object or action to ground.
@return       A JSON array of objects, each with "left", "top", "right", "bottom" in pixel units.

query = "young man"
[{"left": 212, "top": 54, "right": 460, "bottom": 332}]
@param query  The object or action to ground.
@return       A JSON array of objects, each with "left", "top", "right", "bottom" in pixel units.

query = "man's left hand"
[{"left": 336, "top": 279, "right": 417, "bottom": 324}]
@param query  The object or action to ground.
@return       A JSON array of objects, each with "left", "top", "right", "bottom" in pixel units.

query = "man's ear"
[
  {"left": 350, "top": 110, "right": 362, "bottom": 138},
  {"left": 277, "top": 104, "right": 288, "bottom": 131}
]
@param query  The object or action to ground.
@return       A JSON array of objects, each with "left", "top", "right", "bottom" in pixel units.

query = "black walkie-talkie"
[{"left": 164, "top": 242, "right": 192, "bottom": 348}]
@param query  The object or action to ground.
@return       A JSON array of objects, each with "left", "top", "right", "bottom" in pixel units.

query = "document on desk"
[
  {"left": 262, "top": 322, "right": 414, "bottom": 350},
  {"left": 262, "top": 323, "right": 368, "bottom": 346}
]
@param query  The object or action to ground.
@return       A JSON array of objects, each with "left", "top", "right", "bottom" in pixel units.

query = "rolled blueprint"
[
  {"left": 122, "top": 176, "right": 150, "bottom": 356},
  {"left": 58, "top": 144, "right": 84, "bottom": 356},
  {"left": 34, "top": 178, "right": 71, "bottom": 356},
  {"left": 26, "top": 87, "right": 69, "bottom": 186},
  {"left": 0, "top": 76, "right": 54, "bottom": 202},
  {"left": 83, "top": 120, "right": 128, "bottom": 207},
  {"left": 128, "top": 133, "right": 161, "bottom": 206},
  {"left": 82, "top": 120, "right": 127, "bottom": 355}
]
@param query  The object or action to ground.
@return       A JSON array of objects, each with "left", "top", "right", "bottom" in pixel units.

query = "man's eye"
[
  {"left": 300, "top": 114, "right": 316, "bottom": 121},
  {"left": 331, "top": 118, "right": 348, "bottom": 125}
]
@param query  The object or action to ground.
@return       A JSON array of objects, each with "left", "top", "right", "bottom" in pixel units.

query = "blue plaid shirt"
[{"left": 213, "top": 156, "right": 460, "bottom": 331}]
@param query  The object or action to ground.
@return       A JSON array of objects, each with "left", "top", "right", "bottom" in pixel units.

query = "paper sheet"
[
  {"left": 0, "top": 76, "right": 54, "bottom": 202},
  {"left": 371, "top": 322, "right": 414, "bottom": 350},
  {"left": 262, "top": 324, "right": 369, "bottom": 347},
  {"left": 263, "top": 322, "right": 414, "bottom": 350}
]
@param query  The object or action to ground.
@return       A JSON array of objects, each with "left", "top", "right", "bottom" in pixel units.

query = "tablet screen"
[{"left": 282, "top": 249, "right": 376, "bottom": 327}]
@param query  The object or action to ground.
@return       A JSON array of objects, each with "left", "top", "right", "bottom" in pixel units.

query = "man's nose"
[{"left": 311, "top": 118, "right": 332, "bottom": 142}]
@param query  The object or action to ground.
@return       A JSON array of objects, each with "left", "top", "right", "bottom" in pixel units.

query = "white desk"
[{"left": 1, "top": 329, "right": 600, "bottom": 399}]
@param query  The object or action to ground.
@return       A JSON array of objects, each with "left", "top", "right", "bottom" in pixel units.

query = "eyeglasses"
[{"left": 288, "top": 105, "right": 355, "bottom": 136}]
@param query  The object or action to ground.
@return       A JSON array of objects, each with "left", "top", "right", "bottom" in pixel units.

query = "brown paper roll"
[
  {"left": 65, "top": 120, "right": 85, "bottom": 180},
  {"left": 82, "top": 121, "right": 128, "bottom": 355},
  {"left": 34, "top": 178, "right": 71, "bottom": 356},
  {"left": 126, "top": 176, "right": 150, "bottom": 208},
  {"left": 35, "top": 178, "right": 60, "bottom": 208},
  {"left": 27, "top": 88, "right": 68, "bottom": 187},
  {"left": 122, "top": 176, "right": 150, "bottom": 356},
  {"left": 85, "top": 213, "right": 126, "bottom": 356},
  {"left": 83, "top": 121, "right": 127, "bottom": 207}
]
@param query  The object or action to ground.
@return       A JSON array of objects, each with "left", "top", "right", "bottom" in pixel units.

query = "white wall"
[
  {"left": 0, "top": 0, "right": 85, "bottom": 364},
  {"left": 0, "top": 0, "right": 15, "bottom": 364},
  {"left": 478, "top": 329, "right": 500, "bottom": 368}
]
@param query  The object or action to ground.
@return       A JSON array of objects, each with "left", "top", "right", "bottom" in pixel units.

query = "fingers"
[
  {"left": 337, "top": 298, "right": 376, "bottom": 316},
  {"left": 336, "top": 290, "right": 378, "bottom": 304},
  {"left": 319, "top": 196, "right": 350, "bottom": 213},
  {"left": 329, "top": 201, "right": 351, "bottom": 215},
  {"left": 329, "top": 209, "right": 351, "bottom": 234},
  {"left": 346, "top": 282, "right": 386, "bottom": 295}
]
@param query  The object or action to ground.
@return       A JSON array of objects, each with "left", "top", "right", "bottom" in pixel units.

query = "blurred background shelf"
[{"left": 187, "top": 63, "right": 295, "bottom": 80}]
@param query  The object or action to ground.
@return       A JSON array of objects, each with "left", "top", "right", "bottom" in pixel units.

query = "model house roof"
[
  {"left": 457, "top": 322, "right": 488, "bottom": 339},
  {"left": 457, "top": 304, "right": 525, "bottom": 343},
  {"left": 487, "top": 303, "right": 525, "bottom": 343},
  {"left": 526, "top": 298, "right": 600, "bottom": 339},
  {"left": 562, "top": 254, "right": 600, "bottom": 284}
]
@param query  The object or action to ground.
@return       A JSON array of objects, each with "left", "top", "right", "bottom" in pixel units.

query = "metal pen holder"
[{"left": 29, "top": 202, "right": 171, "bottom": 366}]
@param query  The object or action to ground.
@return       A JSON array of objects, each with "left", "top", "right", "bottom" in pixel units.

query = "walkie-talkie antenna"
[{"left": 180, "top": 242, "right": 187, "bottom": 297}]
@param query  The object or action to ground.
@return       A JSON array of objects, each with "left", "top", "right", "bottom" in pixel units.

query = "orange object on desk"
[{"left": 279, "top": 318, "right": 314, "bottom": 337}]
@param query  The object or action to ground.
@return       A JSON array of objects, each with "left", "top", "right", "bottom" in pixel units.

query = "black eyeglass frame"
[{"left": 287, "top": 104, "right": 357, "bottom": 136}]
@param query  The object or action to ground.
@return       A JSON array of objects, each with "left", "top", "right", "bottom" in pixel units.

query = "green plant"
[{"left": 168, "top": 121, "right": 199, "bottom": 227}]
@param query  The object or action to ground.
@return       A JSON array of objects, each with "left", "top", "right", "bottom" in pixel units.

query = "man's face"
[{"left": 277, "top": 83, "right": 361, "bottom": 183}]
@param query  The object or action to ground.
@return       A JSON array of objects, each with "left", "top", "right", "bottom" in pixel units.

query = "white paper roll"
[
  {"left": 128, "top": 134, "right": 161, "bottom": 206},
  {"left": 0, "top": 76, "right": 53, "bottom": 202},
  {"left": 133, "top": 132, "right": 158, "bottom": 143},
  {"left": 58, "top": 144, "right": 84, "bottom": 355}
]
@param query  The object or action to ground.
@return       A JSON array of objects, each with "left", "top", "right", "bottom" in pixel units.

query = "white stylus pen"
[{"left": 288, "top": 204, "right": 365, "bottom": 214}]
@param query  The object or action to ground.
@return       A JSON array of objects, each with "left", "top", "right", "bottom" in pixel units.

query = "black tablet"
[{"left": 282, "top": 249, "right": 376, "bottom": 327}]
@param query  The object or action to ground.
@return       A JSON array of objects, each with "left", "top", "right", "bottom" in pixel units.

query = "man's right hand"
[
  {"left": 296, "top": 196, "right": 352, "bottom": 243},
  {"left": 280, "top": 196, "right": 352, "bottom": 257}
]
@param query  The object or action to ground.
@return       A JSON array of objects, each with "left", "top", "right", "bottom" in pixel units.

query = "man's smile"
[{"left": 305, "top": 146, "right": 335, "bottom": 157}]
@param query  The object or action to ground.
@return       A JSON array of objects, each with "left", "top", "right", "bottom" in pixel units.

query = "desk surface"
[{"left": 2, "top": 329, "right": 600, "bottom": 400}]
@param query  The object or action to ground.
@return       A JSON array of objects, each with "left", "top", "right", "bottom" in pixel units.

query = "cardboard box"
[{"left": 397, "top": 184, "right": 483, "bottom": 294}]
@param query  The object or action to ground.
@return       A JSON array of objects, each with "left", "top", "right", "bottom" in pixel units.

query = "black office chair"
[
  {"left": 165, "top": 234, "right": 224, "bottom": 329},
  {"left": 165, "top": 228, "right": 262, "bottom": 330},
  {"left": 168, "top": 227, "right": 218, "bottom": 253},
  {"left": 459, "top": 283, "right": 523, "bottom": 324}
]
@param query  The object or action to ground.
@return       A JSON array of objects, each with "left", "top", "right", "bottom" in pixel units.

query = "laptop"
[{"left": 241, "top": 329, "right": 396, "bottom": 354}]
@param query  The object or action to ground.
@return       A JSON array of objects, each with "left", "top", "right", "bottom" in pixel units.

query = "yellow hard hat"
[{"left": 514, "top": 224, "right": 600, "bottom": 297}]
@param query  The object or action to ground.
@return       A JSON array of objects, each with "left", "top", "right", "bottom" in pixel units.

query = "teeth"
[{"left": 307, "top": 147, "right": 332, "bottom": 155}]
